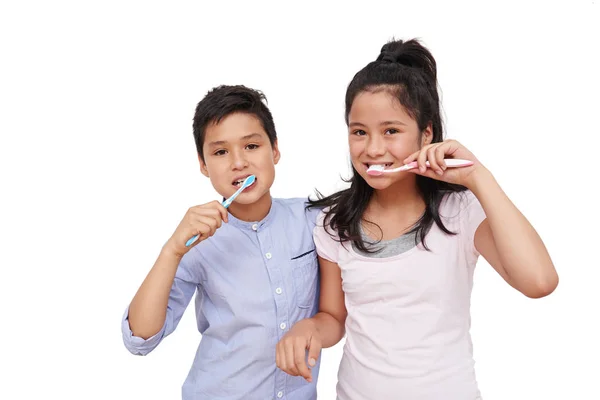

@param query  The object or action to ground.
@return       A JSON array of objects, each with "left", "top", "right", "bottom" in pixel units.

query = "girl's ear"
[{"left": 421, "top": 123, "right": 433, "bottom": 146}]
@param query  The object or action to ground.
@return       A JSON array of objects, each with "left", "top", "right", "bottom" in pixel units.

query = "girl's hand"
[
  {"left": 403, "top": 139, "right": 485, "bottom": 188},
  {"left": 276, "top": 318, "right": 322, "bottom": 382}
]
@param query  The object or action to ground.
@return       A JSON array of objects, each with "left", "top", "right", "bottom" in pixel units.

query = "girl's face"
[{"left": 347, "top": 90, "right": 432, "bottom": 191}]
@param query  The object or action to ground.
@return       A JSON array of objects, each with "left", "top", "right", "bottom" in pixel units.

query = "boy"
[{"left": 122, "top": 85, "right": 321, "bottom": 399}]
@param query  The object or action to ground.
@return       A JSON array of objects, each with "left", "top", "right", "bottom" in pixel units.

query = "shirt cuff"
[{"left": 121, "top": 306, "right": 166, "bottom": 356}]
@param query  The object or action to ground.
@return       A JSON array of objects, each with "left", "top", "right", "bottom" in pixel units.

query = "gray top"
[{"left": 352, "top": 224, "right": 419, "bottom": 258}]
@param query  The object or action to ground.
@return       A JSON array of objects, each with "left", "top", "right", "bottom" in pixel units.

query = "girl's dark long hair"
[{"left": 308, "top": 38, "right": 467, "bottom": 252}]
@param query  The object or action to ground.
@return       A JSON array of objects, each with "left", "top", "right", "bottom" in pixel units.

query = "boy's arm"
[
  {"left": 122, "top": 201, "right": 228, "bottom": 355},
  {"left": 127, "top": 246, "right": 188, "bottom": 339},
  {"left": 121, "top": 246, "right": 198, "bottom": 356}
]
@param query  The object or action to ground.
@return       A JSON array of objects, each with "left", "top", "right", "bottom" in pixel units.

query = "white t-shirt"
[{"left": 314, "top": 191, "right": 487, "bottom": 400}]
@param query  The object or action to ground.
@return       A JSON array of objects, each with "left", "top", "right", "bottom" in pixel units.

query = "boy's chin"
[
  {"left": 234, "top": 190, "right": 268, "bottom": 205},
  {"left": 218, "top": 187, "right": 267, "bottom": 205}
]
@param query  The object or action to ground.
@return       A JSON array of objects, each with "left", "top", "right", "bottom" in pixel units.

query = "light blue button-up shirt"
[{"left": 122, "top": 198, "right": 321, "bottom": 400}]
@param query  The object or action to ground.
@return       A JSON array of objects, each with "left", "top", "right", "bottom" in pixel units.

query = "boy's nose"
[{"left": 231, "top": 151, "right": 249, "bottom": 170}]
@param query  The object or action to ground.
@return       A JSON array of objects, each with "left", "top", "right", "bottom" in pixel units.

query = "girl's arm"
[
  {"left": 276, "top": 256, "right": 347, "bottom": 382},
  {"left": 404, "top": 139, "right": 558, "bottom": 299},
  {"left": 313, "top": 256, "right": 348, "bottom": 347},
  {"left": 470, "top": 168, "right": 558, "bottom": 298}
]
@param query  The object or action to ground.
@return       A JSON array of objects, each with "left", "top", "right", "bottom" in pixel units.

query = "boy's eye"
[
  {"left": 246, "top": 143, "right": 259, "bottom": 150},
  {"left": 213, "top": 149, "right": 227, "bottom": 156}
]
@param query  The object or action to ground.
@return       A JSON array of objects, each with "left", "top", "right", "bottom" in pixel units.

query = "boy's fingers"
[
  {"left": 196, "top": 216, "right": 217, "bottom": 237},
  {"left": 216, "top": 203, "right": 228, "bottom": 222}
]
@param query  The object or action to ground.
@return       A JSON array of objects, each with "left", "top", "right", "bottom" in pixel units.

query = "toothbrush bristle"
[{"left": 244, "top": 175, "right": 256, "bottom": 187}]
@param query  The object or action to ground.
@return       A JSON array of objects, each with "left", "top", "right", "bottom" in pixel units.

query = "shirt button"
[
  {"left": 280, "top": 322, "right": 286, "bottom": 330},
  {"left": 251, "top": 223, "right": 258, "bottom": 231},
  {"left": 265, "top": 252, "right": 272, "bottom": 259},
  {"left": 277, "top": 391, "right": 283, "bottom": 398},
  {"left": 275, "top": 287, "right": 282, "bottom": 295}
]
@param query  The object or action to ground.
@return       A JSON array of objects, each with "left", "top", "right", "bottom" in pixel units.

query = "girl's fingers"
[{"left": 426, "top": 145, "right": 443, "bottom": 175}]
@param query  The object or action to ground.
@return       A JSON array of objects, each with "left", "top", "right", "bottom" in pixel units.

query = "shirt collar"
[{"left": 226, "top": 198, "right": 277, "bottom": 231}]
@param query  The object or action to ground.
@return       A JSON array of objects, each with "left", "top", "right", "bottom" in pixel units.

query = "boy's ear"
[
  {"left": 198, "top": 153, "right": 209, "bottom": 177},
  {"left": 421, "top": 123, "right": 433, "bottom": 146},
  {"left": 272, "top": 140, "right": 281, "bottom": 165}
]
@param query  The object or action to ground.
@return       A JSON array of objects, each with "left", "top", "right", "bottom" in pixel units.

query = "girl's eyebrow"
[
  {"left": 349, "top": 121, "right": 407, "bottom": 127},
  {"left": 380, "top": 120, "right": 407, "bottom": 126}
]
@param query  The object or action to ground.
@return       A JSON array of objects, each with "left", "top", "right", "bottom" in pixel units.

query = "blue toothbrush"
[{"left": 185, "top": 175, "right": 256, "bottom": 247}]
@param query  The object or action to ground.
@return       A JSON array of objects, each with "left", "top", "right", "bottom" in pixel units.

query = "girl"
[{"left": 275, "top": 39, "right": 558, "bottom": 399}]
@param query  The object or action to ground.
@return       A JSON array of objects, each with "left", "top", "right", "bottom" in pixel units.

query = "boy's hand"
[
  {"left": 276, "top": 318, "right": 321, "bottom": 383},
  {"left": 164, "top": 200, "right": 228, "bottom": 258}
]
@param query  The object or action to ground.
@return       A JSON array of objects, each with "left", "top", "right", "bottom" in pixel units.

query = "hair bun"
[
  {"left": 378, "top": 50, "right": 399, "bottom": 63},
  {"left": 376, "top": 40, "right": 405, "bottom": 64},
  {"left": 376, "top": 39, "right": 437, "bottom": 82}
]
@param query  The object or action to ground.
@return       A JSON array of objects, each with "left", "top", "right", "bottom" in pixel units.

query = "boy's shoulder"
[{"left": 272, "top": 197, "right": 322, "bottom": 226}]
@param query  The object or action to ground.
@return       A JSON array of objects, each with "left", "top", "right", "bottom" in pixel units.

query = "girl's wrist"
[{"left": 466, "top": 165, "right": 495, "bottom": 194}]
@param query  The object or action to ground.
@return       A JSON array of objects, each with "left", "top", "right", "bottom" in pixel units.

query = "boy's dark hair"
[
  {"left": 308, "top": 38, "right": 467, "bottom": 252},
  {"left": 192, "top": 85, "right": 277, "bottom": 161}
]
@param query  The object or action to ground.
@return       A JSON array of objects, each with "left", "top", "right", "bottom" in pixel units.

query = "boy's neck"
[{"left": 227, "top": 191, "right": 273, "bottom": 222}]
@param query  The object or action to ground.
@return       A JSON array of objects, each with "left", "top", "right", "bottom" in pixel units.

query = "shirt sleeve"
[
  {"left": 313, "top": 210, "right": 340, "bottom": 263},
  {"left": 121, "top": 249, "right": 201, "bottom": 356},
  {"left": 460, "top": 190, "right": 487, "bottom": 262}
]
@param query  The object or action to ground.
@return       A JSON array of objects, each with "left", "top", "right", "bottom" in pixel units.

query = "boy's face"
[{"left": 199, "top": 112, "right": 280, "bottom": 206}]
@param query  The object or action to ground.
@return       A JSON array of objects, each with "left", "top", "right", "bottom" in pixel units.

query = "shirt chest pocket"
[{"left": 291, "top": 250, "right": 319, "bottom": 309}]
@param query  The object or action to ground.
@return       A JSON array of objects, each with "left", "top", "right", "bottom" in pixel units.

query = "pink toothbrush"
[{"left": 367, "top": 159, "right": 474, "bottom": 176}]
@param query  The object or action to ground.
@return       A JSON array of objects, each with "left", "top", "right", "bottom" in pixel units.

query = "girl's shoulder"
[
  {"left": 439, "top": 190, "right": 479, "bottom": 216},
  {"left": 314, "top": 207, "right": 339, "bottom": 239},
  {"left": 312, "top": 207, "right": 342, "bottom": 263}
]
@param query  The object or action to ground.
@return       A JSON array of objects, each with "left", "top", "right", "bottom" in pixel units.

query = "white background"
[{"left": 1, "top": 1, "right": 599, "bottom": 399}]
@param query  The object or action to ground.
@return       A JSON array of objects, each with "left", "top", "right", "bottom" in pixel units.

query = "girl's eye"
[
  {"left": 352, "top": 129, "right": 366, "bottom": 136},
  {"left": 385, "top": 128, "right": 399, "bottom": 135},
  {"left": 246, "top": 144, "right": 259, "bottom": 150},
  {"left": 214, "top": 149, "right": 227, "bottom": 156}
]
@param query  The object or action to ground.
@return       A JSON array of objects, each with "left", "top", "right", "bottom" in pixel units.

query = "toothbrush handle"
[
  {"left": 407, "top": 159, "right": 473, "bottom": 169},
  {"left": 185, "top": 235, "right": 200, "bottom": 247}
]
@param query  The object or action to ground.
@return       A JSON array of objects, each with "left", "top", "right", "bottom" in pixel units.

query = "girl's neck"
[
  {"left": 363, "top": 180, "right": 426, "bottom": 240},
  {"left": 369, "top": 179, "right": 423, "bottom": 213}
]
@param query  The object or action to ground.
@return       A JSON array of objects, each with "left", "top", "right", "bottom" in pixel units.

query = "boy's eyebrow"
[
  {"left": 207, "top": 133, "right": 264, "bottom": 147},
  {"left": 348, "top": 122, "right": 366, "bottom": 128}
]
